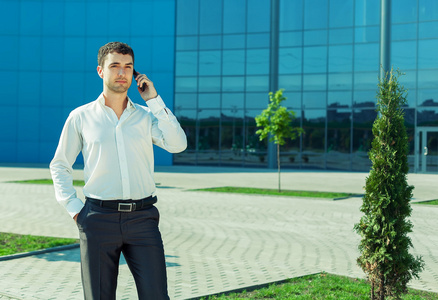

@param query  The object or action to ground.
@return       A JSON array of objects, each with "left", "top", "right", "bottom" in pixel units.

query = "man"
[{"left": 50, "top": 41, "right": 186, "bottom": 299}]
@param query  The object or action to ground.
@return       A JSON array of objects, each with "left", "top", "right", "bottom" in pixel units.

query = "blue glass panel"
[
  {"left": 419, "top": 0, "right": 438, "bottom": 21},
  {"left": 392, "top": 23, "right": 417, "bottom": 41},
  {"left": 280, "top": 31, "right": 303, "bottom": 47},
  {"left": 200, "top": 0, "right": 222, "bottom": 34},
  {"left": 353, "top": 90, "right": 376, "bottom": 107},
  {"left": 18, "top": 106, "right": 39, "bottom": 142},
  {"left": 247, "top": 0, "right": 270, "bottom": 33},
  {"left": 199, "top": 93, "right": 220, "bottom": 108},
  {"left": 354, "top": 43, "right": 379, "bottom": 72},
  {"left": 175, "top": 93, "right": 197, "bottom": 109},
  {"left": 355, "top": 0, "right": 380, "bottom": 26},
  {"left": 152, "top": 0, "right": 175, "bottom": 36},
  {"left": 222, "top": 50, "right": 245, "bottom": 75},
  {"left": 64, "top": 37, "right": 86, "bottom": 71},
  {"left": 282, "top": 91, "right": 302, "bottom": 109},
  {"left": 246, "top": 49, "right": 269, "bottom": 75},
  {"left": 354, "top": 72, "right": 378, "bottom": 90},
  {"left": 86, "top": 2, "right": 108, "bottom": 36},
  {"left": 85, "top": 71, "right": 101, "bottom": 100},
  {"left": 303, "top": 46, "right": 327, "bottom": 73},
  {"left": 391, "top": 41, "right": 417, "bottom": 70},
  {"left": 245, "top": 92, "right": 269, "bottom": 109},
  {"left": 302, "top": 109, "right": 326, "bottom": 169},
  {"left": 175, "top": 77, "right": 197, "bottom": 92},
  {"left": 304, "top": 0, "right": 328, "bottom": 30},
  {"left": 280, "top": 0, "right": 303, "bottom": 31},
  {"left": 41, "top": 37, "right": 64, "bottom": 72},
  {"left": 328, "top": 45, "right": 353, "bottom": 73},
  {"left": 419, "top": 39, "right": 438, "bottom": 69},
  {"left": 329, "top": 28, "right": 354, "bottom": 44},
  {"left": 303, "top": 92, "right": 326, "bottom": 108},
  {"left": 304, "top": 30, "right": 327, "bottom": 46},
  {"left": 0, "top": 36, "right": 18, "bottom": 71},
  {"left": 392, "top": 0, "right": 417, "bottom": 23},
  {"left": 328, "top": 91, "right": 352, "bottom": 107},
  {"left": 41, "top": 72, "right": 63, "bottom": 107},
  {"left": 418, "top": 89, "right": 438, "bottom": 106},
  {"left": 198, "top": 109, "right": 220, "bottom": 151},
  {"left": 131, "top": 0, "right": 154, "bottom": 36},
  {"left": 20, "top": 1, "right": 42, "bottom": 35},
  {"left": 65, "top": 2, "right": 86, "bottom": 36},
  {"left": 152, "top": 36, "right": 174, "bottom": 72},
  {"left": 247, "top": 33, "right": 270, "bottom": 48},
  {"left": 0, "top": 106, "right": 17, "bottom": 141},
  {"left": 176, "top": 0, "right": 199, "bottom": 35},
  {"left": 40, "top": 107, "right": 64, "bottom": 142},
  {"left": 17, "top": 142, "right": 39, "bottom": 163},
  {"left": 397, "top": 71, "right": 416, "bottom": 90},
  {"left": 419, "top": 21, "right": 438, "bottom": 39},
  {"left": 0, "top": 71, "right": 18, "bottom": 105},
  {"left": 199, "top": 77, "right": 221, "bottom": 92},
  {"left": 223, "top": 35, "right": 246, "bottom": 49},
  {"left": 0, "top": 1, "right": 19, "bottom": 35},
  {"left": 303, "top": 74, "right": 327, "bottom": 91},
  {"left": 40, "top": 142, "right": 58, "bottom": 163},
  {"left": 42, "top": 1, "right": 64, "bottom": 36},
  {"left": 222, "top": 93, "right": 244, "bottom": 109},
  {"left": 246, "top": 76, "right": 269, "bottom": 92},
  {"left": 130, "top": 37, "right": 153, "bottom": 71},
  {"left": 175, "top": 51, "right": 198, "bottom": 76},
  {"left": 18, "top": 72, "right": 41, "bottom": 106},
  {"left": 86, "top": 37, "right": 109, "bottom": 69},
  {"left": 19, "top": 37, "right": 41, "bottom": 71},
  {"left": 224, "top": 0, "right": 246, "bottom": 33},
  {"left": 63, "top": 72, "right": 85, "bottom": 108},
  {"left": 328, "top": 74, "right": 352, "bottom": 90},
  {"left": 279, "top": 75, "right": 301, "bottom": 91},
  {"left": 177, "top": 36, "right": 198, "bottom": 51},
  {"left": 200, "top": 35, "right": 222, "bottom": 50},
  {"left": 199, "top": 51, "right": 221, "bottom": 76},
  {"left": 222, "top": 76, "right": 245, "bottom": 92},
  {"left": 279, "top": 48, "right": 302, "bottom": 74},
  {"left": 329, "top": 0, "right": 353, "bottom": 28},
  {"left": 418, "top": 70, "right": 438, "bottom": 88},
  {"left": 355, "top": 26, "right": 380, "bottom": 43}
]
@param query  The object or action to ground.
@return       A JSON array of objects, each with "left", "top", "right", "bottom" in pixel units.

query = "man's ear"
[{"left": 97, "top": 65, "right": 104, "bottom": 79}]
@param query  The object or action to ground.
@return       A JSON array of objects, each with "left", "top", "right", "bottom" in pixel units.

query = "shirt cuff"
[
  {"left": 145, "top": 95, "right": 166, "bottom": 115},
  {"left": 65, "top": 197, "right": 85, "bottom": 218}
]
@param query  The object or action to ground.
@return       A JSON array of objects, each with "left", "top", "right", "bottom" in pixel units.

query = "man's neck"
[{"left": 103, "top": 89, "right": 128, "bottom": 119}]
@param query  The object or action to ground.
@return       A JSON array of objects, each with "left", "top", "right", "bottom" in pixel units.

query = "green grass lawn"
[
  {"left": 9, "top": 179, "right": 85, "bottom": 186},
  {"left": 202, "top": 273, "right": 437, "bottom": 300},
  {"left": 191, "top": 186, "right": 356, "bottom": 199},
  {"left": 0, "top": 232, "right": 78, "bottom": 256},
  {"left": 414, "top": 199, "right": 438, "bottom": 206}
]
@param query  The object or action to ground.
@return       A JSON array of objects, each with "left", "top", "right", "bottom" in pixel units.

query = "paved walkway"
[{"left": 0, "top": 166, "right": 437, "bottom": 299}]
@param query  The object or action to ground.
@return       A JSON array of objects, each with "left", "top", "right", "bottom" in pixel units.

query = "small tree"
[
  {"left": 255, "top": 89, "right": 303, "bottom": 192},
  {"left": 354, "top": 69, "right": 424, "bottom": 300}
]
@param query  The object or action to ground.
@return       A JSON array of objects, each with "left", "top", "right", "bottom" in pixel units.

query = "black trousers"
[{"left": 76, "top": 201, "right": 169, "bottom": 300}]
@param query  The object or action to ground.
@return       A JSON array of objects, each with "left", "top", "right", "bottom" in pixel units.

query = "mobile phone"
[{"left": 133, "top": 69, "right": 146, "bottom": 92}]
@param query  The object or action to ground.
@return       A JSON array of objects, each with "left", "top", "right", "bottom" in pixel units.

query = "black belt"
[{"left": 86, "top": 196, "right": 157, "bottom": 212}]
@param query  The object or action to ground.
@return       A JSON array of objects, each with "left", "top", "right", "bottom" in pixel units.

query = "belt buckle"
[{"left": 118, "top": 203, "right": 136, "bottom": 212}]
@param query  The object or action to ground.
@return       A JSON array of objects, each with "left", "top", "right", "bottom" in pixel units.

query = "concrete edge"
[
  {"left": 186, "top": 272, "right": 321, "bottom": 300},
  {"left": 0, "top": 243, "right": 80, "bottom": 262}
]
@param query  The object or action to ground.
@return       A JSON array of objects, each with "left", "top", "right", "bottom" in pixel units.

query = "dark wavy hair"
[{"left": 97, "top": 42, "right": 134, "bottom": 66}]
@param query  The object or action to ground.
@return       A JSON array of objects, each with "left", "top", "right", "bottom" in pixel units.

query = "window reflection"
[
  {"left": 353, "top": 90, "right": 376, "bottom": 108},
  {"left": 200, "top": 0, "right": 222, "bottom": 35},
  {"left": 303, "top": 46, "right": 327, "bottom": 73},
  {"left": 222, "top": 76, "right": 245, "bottom": 92},
  {"left": 327, "top": 109, "right": 351, "bottom": 170},
  {"left": 355, "top": 0, "right": 380, "bottom": 26},
  {"left": 245, "top": 110, "right": 268, "bottom": 167},
  {"left": 392, "top": 0, "right": 417, "bottom": 23},
  {"left": 328, "top": 91, "right": 352, "bottom": 108},
  {"left": 198, "top": 77, "right": 221, "bottom": 93},
  {"left": 246, "top": 49, "right": 270, "bottom": 75},
  {"left": 221, "top": 109, "right": 245, "bottom": 166},
  {"left": 197, "top": 109, "right": 220, "bottom": 165},
  {"left": 302, "top": 110, "right": 326, "bottom": 169},
  {"left": 175, "top": 51, "right": 198, "bottom": 76},
  {"left": 418, "top": 40, "right": 438, "bottom": 69},
  {"left": 354, "top": 43, "right": 379, "bottom": 71},
  {"left": 328, "top": 45, "right": 353, "bottom": 73},
  {"left": 222, "top": 93, "right": 244, "bottom": 110},
  {"left": 173, "top": 110, "right": 197, "bottom": 165},
  {"left": 304, "top": 0, "right": 328, "bottom": 30},
  {"left": 199, "top": 51, "right": 221, "bottom": 76},
  {"left": 175, "top": 93, "right": 197, "bottom": 109},
  {"left": 223, "top": 0, "right": 246, "bottom": 34},
  {"left": 223, "top": 50, "right": 245, "bottom": 75},
  {"left": 246, "top": 92, "right": 269, "bottom": 109},
  {"left": 247, "top": 0, "right": 270, "bottom": 33},
  {"left": 246, "top": 76, "right": 270, "bottom": 92},
  {"left": 303, "top": 92, "right": 326, "bottom": 109},
  {"left": 352, "top": 109, "right": 377, "bottom": 171},
  {"left": 279, "top": 48, "right": 302, "bottom": 74},
  {"left": 329, "top": 0, "right": 353, "bottom": 28},
  {"left": 176, "top": 0, "right": 199, "bottom": 35},
  {"left": 175, "top": 77, "right": 197, "bottom": 93},
  {"left": 280, "top": 0, "right": 303, "bottom": 31},
  {"left": 391, "top": 23, "right": 417, "bottom": 41},
  {"left": 418, "top": 89, "right": 438, "bottom": 107},
  {"left": 418, "top": 108, "right": 438, "bottom": 126}
]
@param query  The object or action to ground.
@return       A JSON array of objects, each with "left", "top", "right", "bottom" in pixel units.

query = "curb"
[{"left": 0, "top": 243, "right": 80, "bottom": 262}]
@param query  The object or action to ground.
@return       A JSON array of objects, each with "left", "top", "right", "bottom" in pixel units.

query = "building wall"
[
  {"left": 0, "top": 0, "right": 176, "bottom": 166},
  {"left": 174, "top": 0, "right": 438, "bottom": 172}
]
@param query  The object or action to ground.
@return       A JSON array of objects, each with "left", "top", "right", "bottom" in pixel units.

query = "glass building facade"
[
  {"left": 2, "top": 0, "right": 438, "bottom": 172},
  {"left": 173, "top": 0, "right": 438, "bottom": 172}
]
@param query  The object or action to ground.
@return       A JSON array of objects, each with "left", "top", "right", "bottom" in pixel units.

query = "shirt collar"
[{"left": 97, "top": 93, "right": 136, "bottom": 111}]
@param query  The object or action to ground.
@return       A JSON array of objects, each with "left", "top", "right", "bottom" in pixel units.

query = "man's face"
[{"left": 98, "top": 52, "right": 134, "bottom": 93}]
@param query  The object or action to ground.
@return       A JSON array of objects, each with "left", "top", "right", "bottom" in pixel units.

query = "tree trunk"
[
  {"left": 379, "top": 275, "right": 385, "bottom": 300},
  {"left": 277, "top": 143, "right": 281, "bottom": 192},
  {"left": 371, "top": 281, "right": 375, "bottom": 300}
]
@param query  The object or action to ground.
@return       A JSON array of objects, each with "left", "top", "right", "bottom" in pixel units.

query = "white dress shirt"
[{"left": 50, "top": 94, "right": 187, "bottom": 217}]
